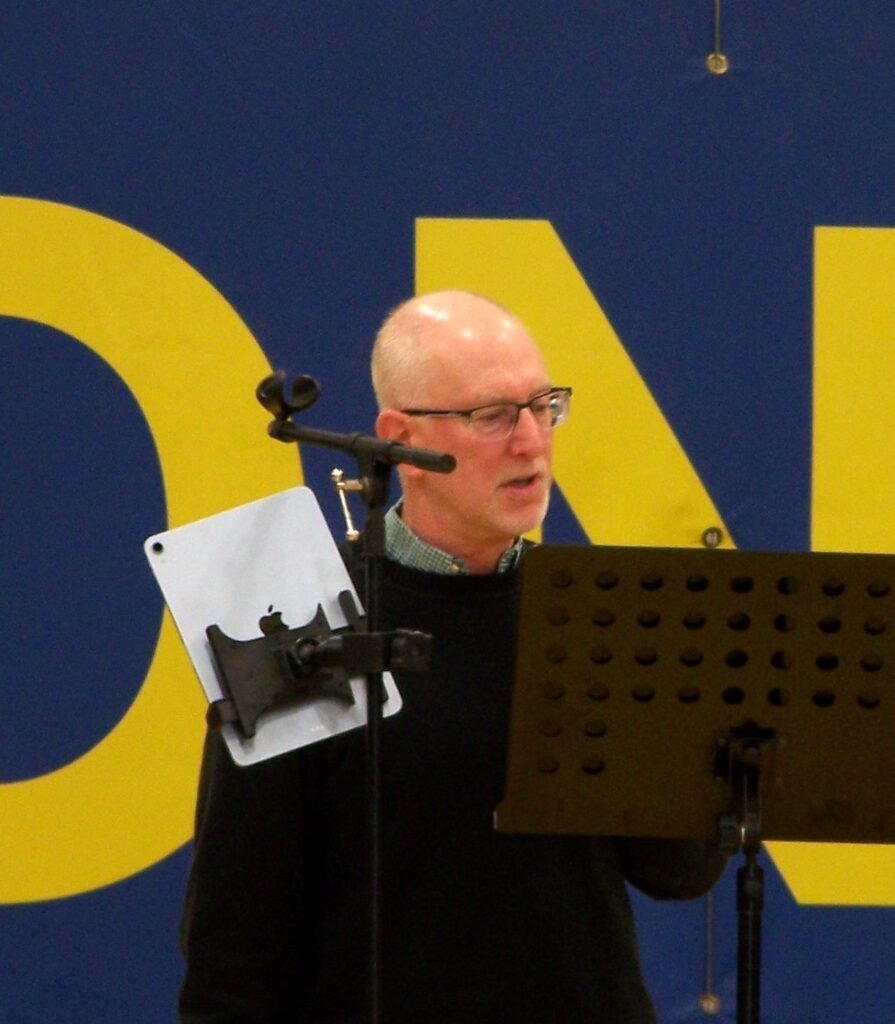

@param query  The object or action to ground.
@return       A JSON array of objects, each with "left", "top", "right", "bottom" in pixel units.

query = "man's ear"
[
  {"left": 375, "top": 408, "right": 410, "bottom": 443},
  {"left": 375, "top": 409, "right": 427, "bottom": 480}
]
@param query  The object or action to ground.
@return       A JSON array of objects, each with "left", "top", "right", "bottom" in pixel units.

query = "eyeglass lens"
[{"left": 470, "top": 390, "right": 568, "bottom": 438}]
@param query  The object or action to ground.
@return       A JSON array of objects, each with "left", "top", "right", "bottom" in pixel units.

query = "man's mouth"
[{"left": 501, "top": 472, "right": 541, "bottom": 491}]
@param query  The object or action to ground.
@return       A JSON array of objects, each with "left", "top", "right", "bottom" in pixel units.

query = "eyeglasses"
[{"left": 401, "top": 387, "right": 572, "bottom": 442}]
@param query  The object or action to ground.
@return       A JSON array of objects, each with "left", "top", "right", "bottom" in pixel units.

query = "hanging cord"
[
  {"left": 706, "top": 0, "right": 730, "bottom": 75},
  {"left": 698, "top": 891, "right": 722, "bottom": 1015}
]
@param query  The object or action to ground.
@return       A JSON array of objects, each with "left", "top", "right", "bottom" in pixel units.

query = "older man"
[{"left": 179, "top": 291, "right": 725, "bottom": 1023}]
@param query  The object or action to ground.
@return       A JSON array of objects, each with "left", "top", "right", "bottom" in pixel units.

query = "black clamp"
[
  {"left": 205, "top": 589, "right": 431, "bottom": 739},
  {"left": 714, "top": 720, "right": 776, "bottom": 856}
]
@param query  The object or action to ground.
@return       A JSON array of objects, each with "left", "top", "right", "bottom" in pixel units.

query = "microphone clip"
[{"left": 256, "top": 370, "right": 321, "bottom": 421}]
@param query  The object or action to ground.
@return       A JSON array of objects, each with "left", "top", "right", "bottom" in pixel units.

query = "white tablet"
[{"left": 144, "top": 486, "right": 401, "bottom": 765}]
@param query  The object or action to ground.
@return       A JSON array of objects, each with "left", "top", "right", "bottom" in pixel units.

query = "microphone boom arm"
[{"left": 267, "top": 419, "right": 456, "bottom": 474}]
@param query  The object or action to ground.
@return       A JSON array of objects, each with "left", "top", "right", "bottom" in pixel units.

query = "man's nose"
[{"left": 509, "top": 406, "right": 549, "bottom": 452}]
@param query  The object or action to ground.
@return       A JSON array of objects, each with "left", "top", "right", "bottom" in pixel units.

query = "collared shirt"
[{"left": 384, "top": 503, "right": 525, "bottom": 575}]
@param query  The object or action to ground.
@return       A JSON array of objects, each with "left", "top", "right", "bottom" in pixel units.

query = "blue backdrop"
[{"left": 3, "top": 4, "right": 895, "bottom": 1021}]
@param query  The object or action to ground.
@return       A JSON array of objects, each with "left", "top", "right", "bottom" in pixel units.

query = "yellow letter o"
[{"left": 0, "top": 197, "right": 299, "bottom": 902}]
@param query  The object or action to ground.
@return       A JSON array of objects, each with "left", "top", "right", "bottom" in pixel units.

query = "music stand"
[{"left": 496, "top": 544, "right": 895, "bottom": 1024}]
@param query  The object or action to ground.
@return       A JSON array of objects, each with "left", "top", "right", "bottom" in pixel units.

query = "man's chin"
[{"left": 504, "top": 493, "right": 550, "bottom": 539}]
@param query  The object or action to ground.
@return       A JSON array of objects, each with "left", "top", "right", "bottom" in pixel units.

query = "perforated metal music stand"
[{"left": 497, "top": 543, "right": 895, "bottom": 1023}]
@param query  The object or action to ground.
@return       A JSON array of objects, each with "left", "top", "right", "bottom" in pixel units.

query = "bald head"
[{"left": 371, "top": 290, "right": 531, "bottom": 411}]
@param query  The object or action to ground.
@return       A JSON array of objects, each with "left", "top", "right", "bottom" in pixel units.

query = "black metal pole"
[
  {"left": 360, "top": 460, "right": 389, "bottom": 1024},
  {"left": 736, "top": 848, "right": 764, "bottom": 1024},
  {"left": 364, "top": 546, "right": 383, "bottom": 1024}
]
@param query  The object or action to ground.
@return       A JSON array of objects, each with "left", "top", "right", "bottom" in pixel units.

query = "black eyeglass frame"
[{"left": 400, "top": 386, "right": 573, "bottom": 439}]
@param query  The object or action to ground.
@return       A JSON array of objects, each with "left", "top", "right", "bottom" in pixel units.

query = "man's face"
[{"left": 388, "top": 307, "right": 554, "bottom": 570}]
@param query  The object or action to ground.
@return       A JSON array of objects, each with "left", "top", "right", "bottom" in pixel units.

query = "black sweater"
[{"left": 180, "top": 555, "right": 725, "bottom": 1023}]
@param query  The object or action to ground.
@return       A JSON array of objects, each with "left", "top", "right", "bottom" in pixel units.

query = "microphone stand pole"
[{"left": 260, "top": 378, "right": 455, "bottom": 1024}]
